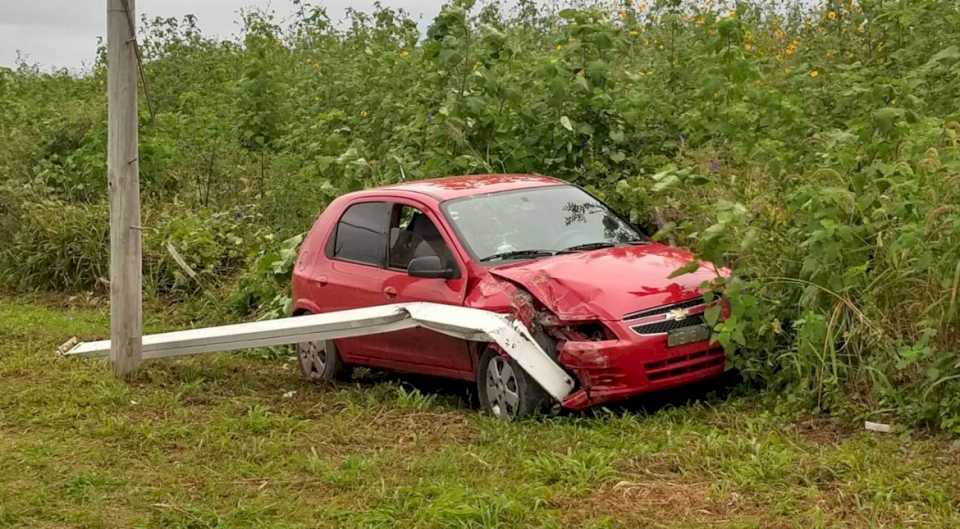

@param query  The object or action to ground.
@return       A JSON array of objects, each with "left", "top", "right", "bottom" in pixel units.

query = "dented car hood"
[{"left": 489, "top": 243, "right": 721, "bottom": 322}]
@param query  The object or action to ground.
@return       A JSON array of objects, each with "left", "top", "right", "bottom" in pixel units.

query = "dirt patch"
[
  {"left": 556, "top": 476, "right": 781, "bottom": 528},
  {"left": 301, "top": 407, "right": 479, "bottom": 457},
  {"left": 790, "top": 415, "right": 849, "bottom": 446}
]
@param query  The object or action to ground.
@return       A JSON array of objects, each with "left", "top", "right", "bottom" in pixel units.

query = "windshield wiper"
[
  {"left": 557, "top": 241, "right": 617, "bottom": 253},
  {"left": 480, "top": 249, "right": 556, "bottom": 262},
  {"left": 558, "top": 239, "right": 651, "bottom": 254}
]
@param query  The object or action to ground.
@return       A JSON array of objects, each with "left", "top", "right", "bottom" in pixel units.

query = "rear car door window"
[
  {"left": 388, "top": 205, "right": 455, "bottom": 270},
  {"left": 333, "top": 202, "right": 392, "bottom": 266}
]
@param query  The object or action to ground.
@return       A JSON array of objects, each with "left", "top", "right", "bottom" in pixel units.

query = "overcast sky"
[{"left": 0, "top": 1, "right": 444, "bottom": 71}]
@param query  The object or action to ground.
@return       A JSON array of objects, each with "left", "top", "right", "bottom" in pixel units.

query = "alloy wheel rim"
[
  {"left": 485, "top": 356, "right": 520, "bottom": 419},
  {"left": 299, "top": 341, "right": 327, "bottom": 380}
]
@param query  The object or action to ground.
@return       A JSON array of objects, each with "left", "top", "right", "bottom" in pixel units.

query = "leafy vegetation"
[
  {"left": 1, "top": 297, "right": 959, "bottom": 528},
  {"left": 1, "top": 0, "right": 958, "bottom": 431}
]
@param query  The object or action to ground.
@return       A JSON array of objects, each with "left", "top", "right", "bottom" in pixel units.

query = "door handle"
[
  {"left": 312, "top": 275, "right": 328, "bottom": 287},
  {"left": 383, "top": 286, "right": 398, "bottom": 298}
]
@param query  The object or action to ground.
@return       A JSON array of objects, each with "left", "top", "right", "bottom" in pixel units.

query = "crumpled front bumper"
[{"left": 556, "top": 324, "right": 726, "bottom": 410}]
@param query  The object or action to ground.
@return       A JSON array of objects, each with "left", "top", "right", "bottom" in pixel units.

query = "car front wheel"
[{"left": 477, "top": 347, "right": 548, "bottom": 420}]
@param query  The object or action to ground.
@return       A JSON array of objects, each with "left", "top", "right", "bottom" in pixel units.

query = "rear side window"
[{"left": 332, "top": 202, "right": 391, "bottom": 266}]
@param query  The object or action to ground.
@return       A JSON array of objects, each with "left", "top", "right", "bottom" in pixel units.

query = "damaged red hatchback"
[{"left": 292, "top": 174, "right": 727, "bottom": 418}]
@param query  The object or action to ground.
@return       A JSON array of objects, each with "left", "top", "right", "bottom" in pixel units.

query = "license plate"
[{"left": 667, "top": 324, "right": 710, "bottom": 347}]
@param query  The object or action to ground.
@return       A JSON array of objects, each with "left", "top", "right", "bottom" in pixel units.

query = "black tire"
[
  {"left": 296, "top": 339, "right": 351, "bottom": 383},
  {"left": 477, "top": 346, "right": 549, "bottom": 420}
]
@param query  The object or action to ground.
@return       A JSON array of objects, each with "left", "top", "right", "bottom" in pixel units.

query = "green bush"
[
  {"left": 146, "top": 206, "right": 267, "bottom": 298},
  {"left": 0, "top": 197, "right": 268, "bottom": 299},
  {"left": 0, "top": 195, "right": 109, "bottom": 291},
  {"left": 230, "top": 232, "right": 304, "bottom": 318}
]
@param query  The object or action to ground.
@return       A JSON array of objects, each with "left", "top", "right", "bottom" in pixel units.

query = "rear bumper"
[{"left": 556, "top": 331, "right": 726, "bottom": 410}]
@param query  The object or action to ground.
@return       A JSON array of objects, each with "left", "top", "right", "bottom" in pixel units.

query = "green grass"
[{"left": 1, "top": 296, "right": 958, "bottom": 528}]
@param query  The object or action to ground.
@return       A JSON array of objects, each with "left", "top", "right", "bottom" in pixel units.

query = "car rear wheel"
[
  {"left": 297, "top": 339, "right": 351, "bottom": 383},
  {"left": 477, "top": 347, "right": 548, "bottom": 420}
]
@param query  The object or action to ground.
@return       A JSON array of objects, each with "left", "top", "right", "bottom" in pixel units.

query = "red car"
[{"left": 292, "top": 174, "right": 727, "bottom": 418}]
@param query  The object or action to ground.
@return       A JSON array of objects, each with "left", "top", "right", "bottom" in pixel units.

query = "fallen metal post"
[{"left": 62, "top": 303, "right": 575, "bottom": 402}]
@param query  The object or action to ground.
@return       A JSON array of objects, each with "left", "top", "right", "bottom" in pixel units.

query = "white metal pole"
[{"left": 107, "top": 0, "right": 143, "bottom": 377}]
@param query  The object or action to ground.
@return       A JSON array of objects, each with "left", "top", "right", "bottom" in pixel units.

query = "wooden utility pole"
[{"left": 107, "top": 0, "right": 143, "bottom": 377}]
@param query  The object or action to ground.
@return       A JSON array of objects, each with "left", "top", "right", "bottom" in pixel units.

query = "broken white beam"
[
  {"left": 63, "top": 303, "right": 575, "bottom": 402},
  {"left": 864, "top": 421, "right": 894, "bottom": 433}
]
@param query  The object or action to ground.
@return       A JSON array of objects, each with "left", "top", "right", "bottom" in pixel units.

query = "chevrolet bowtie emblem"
[{"left": 666, "top": 308, "right": 690, "bottom": 322}]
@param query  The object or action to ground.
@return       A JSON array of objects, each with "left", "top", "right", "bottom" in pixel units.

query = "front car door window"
[{"left": 388, "top": 205, "right": 455, "bottom": 270}]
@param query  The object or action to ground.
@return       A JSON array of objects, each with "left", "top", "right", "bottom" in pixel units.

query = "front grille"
[
  {"left": 623, "top": 296, "right": 705, "bottom": 321},
  {"left": 631, "top": 313, "right": 705, "bottom": 335},
  {"left": 645, "top": 351, "right": 724, "bottom": 381}
]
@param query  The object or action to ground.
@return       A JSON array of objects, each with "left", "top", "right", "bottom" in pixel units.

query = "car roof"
[{"left": 376, "top": 173, "right": 565, "bottom": 201}]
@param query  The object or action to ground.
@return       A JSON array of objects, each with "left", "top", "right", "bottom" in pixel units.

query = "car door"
[
  {"left": 320, "top": 200, "right": 398, "bottom": 361},
  {"left": 379, "top": 202, "right": 474, "bottom": 378}
]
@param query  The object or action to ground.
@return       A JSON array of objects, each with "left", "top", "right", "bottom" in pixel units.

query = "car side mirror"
[{"left": 407, "top": 255, "right": 459, "bottom": 280}]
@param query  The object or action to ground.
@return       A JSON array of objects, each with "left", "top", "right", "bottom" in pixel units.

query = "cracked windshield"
[{"left": 443, "top": 185, "right": 644, "bottom": 262}]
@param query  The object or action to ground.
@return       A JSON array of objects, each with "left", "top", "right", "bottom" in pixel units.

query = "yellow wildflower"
[
  {"left": 827, "top": 11, "right": 837, "bottom": 20},
  {"left": 771, "top": 319, "right": 783, "bottom": 334},
  {"left": 809, "top": 69, "right": 819, "bottom": 78},
  {"left": 360, "top": 111, "right": 368, "bottom": 117}
]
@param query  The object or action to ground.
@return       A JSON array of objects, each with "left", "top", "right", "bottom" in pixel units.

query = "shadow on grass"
[
  {"left": 347, "top": 366, "right": 746, "bottom": 418},
  {"left": 350, "top": 368, "right": 480, "bottom": 408},
  {"left": 593, "top": 369, "right": 744, "bottom": 416}
]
